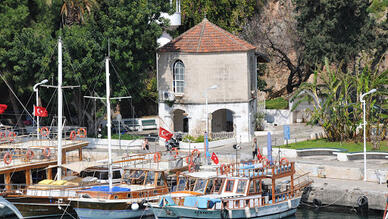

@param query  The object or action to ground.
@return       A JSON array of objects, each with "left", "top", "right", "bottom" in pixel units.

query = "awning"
[{"left": 47, "top": 161, "right": 102, "bottom": 173}]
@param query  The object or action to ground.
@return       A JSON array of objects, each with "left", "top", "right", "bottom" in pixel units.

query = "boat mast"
[
  {"left": 57, "top": 37, "right": 63, "bottom": 181},
  {"left": 105, "top": 56, "right": 113, "bottom": 191}
]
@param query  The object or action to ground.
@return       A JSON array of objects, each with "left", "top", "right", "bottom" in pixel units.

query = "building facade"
[{"left": 157, "top": 18, "right": 258, "bottom": 143}]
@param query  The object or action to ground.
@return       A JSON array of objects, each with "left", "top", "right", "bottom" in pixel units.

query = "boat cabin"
[{"left": 75, "top": 168, "right": 169, "bottom": 200}]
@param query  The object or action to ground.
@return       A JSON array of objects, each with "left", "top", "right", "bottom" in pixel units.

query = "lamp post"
[
  {"left": 33, "top": 79, "right": 48, "bottom": 139},
  {"left": 205, "top": 85, "right": 218, "bottom": 134},
  {"left": 360, "top": 88, "right": 377, "bottom": 181}
]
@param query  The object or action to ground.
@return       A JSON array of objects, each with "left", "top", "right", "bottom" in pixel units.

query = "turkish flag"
[
  {"left": 159, "top": 127, "right": 173, "bottom": 141},
  {"left": 211, "top": 152, "right": 219, "bottom": 164},
  {"left": 0, "top": 104, "right": 7, "bottom": 114},
  {"left": 34, "top": 106, "right": 48, "bottom": 117}
]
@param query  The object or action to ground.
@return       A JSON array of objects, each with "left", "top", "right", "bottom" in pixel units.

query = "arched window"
[{"left": 173, "top": 60, "right": 184, "bottom": 93}]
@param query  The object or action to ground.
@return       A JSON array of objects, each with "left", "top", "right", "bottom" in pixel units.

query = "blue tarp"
[
  {"left": 159, "top": 195, "right": 176, "bottom": 207},
  {"left": 183, "top": 196, "right": 221, "bottom": 209},
  {"left": 85, "top": 186, "right": 130, "bottom": 193}
]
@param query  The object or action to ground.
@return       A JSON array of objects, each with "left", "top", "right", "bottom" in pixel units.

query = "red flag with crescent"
[
  {"left": 159, "top": 127, "right": 173, "bottom": 141},
  {"left": 0, "top": 104, "right": 7, "bottom": 114},
  {"left": 34, "top": 106, "right": 48, "bottom": 117},
  {"left": 211, "top": 152, "right": 219, "bottom": 164}
]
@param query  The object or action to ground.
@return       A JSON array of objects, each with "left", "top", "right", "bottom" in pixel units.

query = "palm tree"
[{"left": 61, "top": 0, "right": 99, "bottom": 25}]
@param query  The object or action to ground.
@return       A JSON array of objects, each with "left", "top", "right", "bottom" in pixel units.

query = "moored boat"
[{"left": 158, "top": 160, "right": 311, "bottom": 219}]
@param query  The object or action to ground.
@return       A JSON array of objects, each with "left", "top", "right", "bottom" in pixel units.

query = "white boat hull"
[
  {"left": 74, "top": 207, "right": 153, "bottom": 219},
  {"left": 166, "top": 197, "right": 301, "bottom": 219}
]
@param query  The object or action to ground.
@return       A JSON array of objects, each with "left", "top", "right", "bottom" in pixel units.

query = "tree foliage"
[
  {"left": 294, "top": 0, "right": 379, "bottom": 67},
  {"left": 179, "top": 0, "right": 260, "bottom": 34},
  {"left": 292, "top": 57, "right": 387, "bottom": 142}
]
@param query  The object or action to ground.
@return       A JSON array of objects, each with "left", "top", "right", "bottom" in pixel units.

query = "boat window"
[
  {"left": 157, "top": 172, "right": 165, "bottom": 186},
  {"left": 113, "top": 170, "right": 121, "bottom": 179},
  {"left": 236, "top": 180, "right": 247, "bottom": 194},
  {"left": 145, "top": 171, "right": 155, "bottom": 185},
  {"left": 249, "top": 180, "right": 255, "bottom": 194},
  {"left": 193, "top": 179, "right": 207, "bottom": 193},
  {"left": 212, "top": 178, "right": 223, "bottom": 193},
  {"left": 176, "top": 178, "right": 187, "bottom": 191},
  {"left": 99, "top": 171, "right": 108, "bottom": 180},
  {"left": 129, "top": 170, "right": 145, "bottom": 184},
  {"left": 206, "top": 179, "right": 213, "bottom": 194},
  {"left": 127, "top": 193, "right": 131, "bottom": 198},
  {"left": 188, "top": 178, "right": 196, "bottom": 190},
  {"left": 225, "top": 180, "right": 235, "bottom": 192}
]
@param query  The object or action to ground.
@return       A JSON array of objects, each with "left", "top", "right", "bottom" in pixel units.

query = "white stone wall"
[
  {"left": 157, "top": 51, "right": 255, "bottom": 103},
  {"left": 264, "top": 109, "right": 292, "bottom": 126},
  {"left": 158, "top": 101, "right": 254, "bottom": 143}
]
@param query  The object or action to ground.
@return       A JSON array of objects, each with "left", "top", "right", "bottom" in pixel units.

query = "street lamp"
[
  {"left": 360, "top": 88, "right": 377, "bottom": 181},
  {"left": 33, "top": 79, "right": 49, "bottom": 139},
  {"left": 205, "top": 84, "right": 218, "bottom": 134}
]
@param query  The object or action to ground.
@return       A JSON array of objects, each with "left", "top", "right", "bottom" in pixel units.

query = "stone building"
[{"left": 156, "top": 18, "right": 259, "bottom": 143}]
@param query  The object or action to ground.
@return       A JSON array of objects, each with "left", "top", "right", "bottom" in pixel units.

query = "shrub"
[{"left": 266, "top": 97, "right": 289, "bottom": 109}]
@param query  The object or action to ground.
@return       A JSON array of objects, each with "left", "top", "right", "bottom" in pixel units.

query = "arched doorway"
[
  {"left": 173, "top": 109, "right": 188, "bottom": 132},
  {"left": 211, "top": 109, "right": 234, "bottom": 132}
]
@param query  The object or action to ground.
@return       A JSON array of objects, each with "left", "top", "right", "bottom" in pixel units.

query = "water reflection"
[{"left": 287, "top": 208, "right": 382, "bottom": 219}]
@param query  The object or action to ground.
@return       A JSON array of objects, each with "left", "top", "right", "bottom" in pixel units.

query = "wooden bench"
[{"left": 296, "top": 148, "right": 347, "bottom": 157}]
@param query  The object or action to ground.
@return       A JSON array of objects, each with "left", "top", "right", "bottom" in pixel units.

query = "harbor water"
[
  {"left": 2, "top": 208, "right": 383, "bottom": 219},
  {"left": 287, "top": 208, "right": 382, "bottom": 219}
]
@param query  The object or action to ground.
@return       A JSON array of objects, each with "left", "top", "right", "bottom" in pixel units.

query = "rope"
[
  {"left": 0, "top": 73, "right": 35, "bottom": 124},
  {"left": 59, "top": 199, "right": 76, "bottom": 219}
]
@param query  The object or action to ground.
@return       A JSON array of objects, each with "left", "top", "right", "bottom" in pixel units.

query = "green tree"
[
  {"left": 294, "top": 0, "right": 380, "bottom": 69},
  {"left": 292, "top": 58, "right": 387, "bottom": 142},
  {"left": 179, "top": 0, "right": 259, "bottom": 34}
]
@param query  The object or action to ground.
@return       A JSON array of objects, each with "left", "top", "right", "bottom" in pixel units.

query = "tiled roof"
[{"left": 157, "top": 18, "right": 256, "bottom": 53}]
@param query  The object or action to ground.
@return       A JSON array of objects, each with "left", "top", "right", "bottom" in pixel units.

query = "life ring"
[
  {"left": 77, "top": 128, "right": 87, "bottom": 138},
  {"left": 26, "top": 149, "right": 34, "bottom": 160},
  {"left": 153, "top": 152, "right": 161, "bottom": 163},
  {"left": 40, "top": 127, "right": 50, "bottom": 137},
  {"left": 0, "top": 132, "right": 5, "bottom": 140},
  {"left": 3, "top": 152, "right": 12, "bottom": 165},
  {"left": 280, "top": 157, "right": 289, "bottom": 164},
  {"left": 191, "top": 149, "right": 200, "bottom": 158},
  {"left": 43, "top": 147, "right": 51, "bottom": 158},
  {"left": 172, "top": 148, "right": 179, "bottom": 158},
  {"left": 69, "top": 131, "right": 76, "bottom": 140},
  {"left": 188, "top": 162, "right": 195, "bottom": 173},
  {"left": 8, "top": 132, "right": 16, "bottom": 142}
]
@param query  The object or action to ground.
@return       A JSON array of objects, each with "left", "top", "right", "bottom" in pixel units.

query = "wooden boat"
[
  {"left": 70, "top": 167, "right": 170, "bottom": 219},
  {"left": 157, "top": 160, "right": 311, "bottom": 219},
  {"left": 150, "top": 170, "right": 221, "bottom": 218}
]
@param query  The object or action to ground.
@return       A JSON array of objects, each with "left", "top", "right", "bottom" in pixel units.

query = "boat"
[
  {"left": 0, "top": 37, "right": 92, "bottom": 218},
  {"left": 150, "top": 170, "right": 221, "bottom": 218},
  {"left": 157, "top": 160, "right": 311, "bottom": 219},
  {"left": 70, "top": 167, "right": 170, "bottom": 219}
]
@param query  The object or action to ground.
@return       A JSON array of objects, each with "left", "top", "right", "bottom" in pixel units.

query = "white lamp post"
[
  {"left": 205, "top": 85, "right": 218, "bottom": 134},
  {"left": 360, "top": 88, "right": 377, "bottom": 181},
  {"left": 33, "top": 79, "right": 49, "bottom": 139}
]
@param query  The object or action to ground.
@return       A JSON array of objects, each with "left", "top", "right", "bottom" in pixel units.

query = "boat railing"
[
  {"left": 216, "top": 161, "right": 295, "bottom": 178},
  {"left": 77, "top": 185, "right": 169, "bottom": 200},
  {"left": 222, "top": 189, "right": 299, "bottom": 210},
  {"left": 293, "top": 172, "right": 313, "bottom": 191}
]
